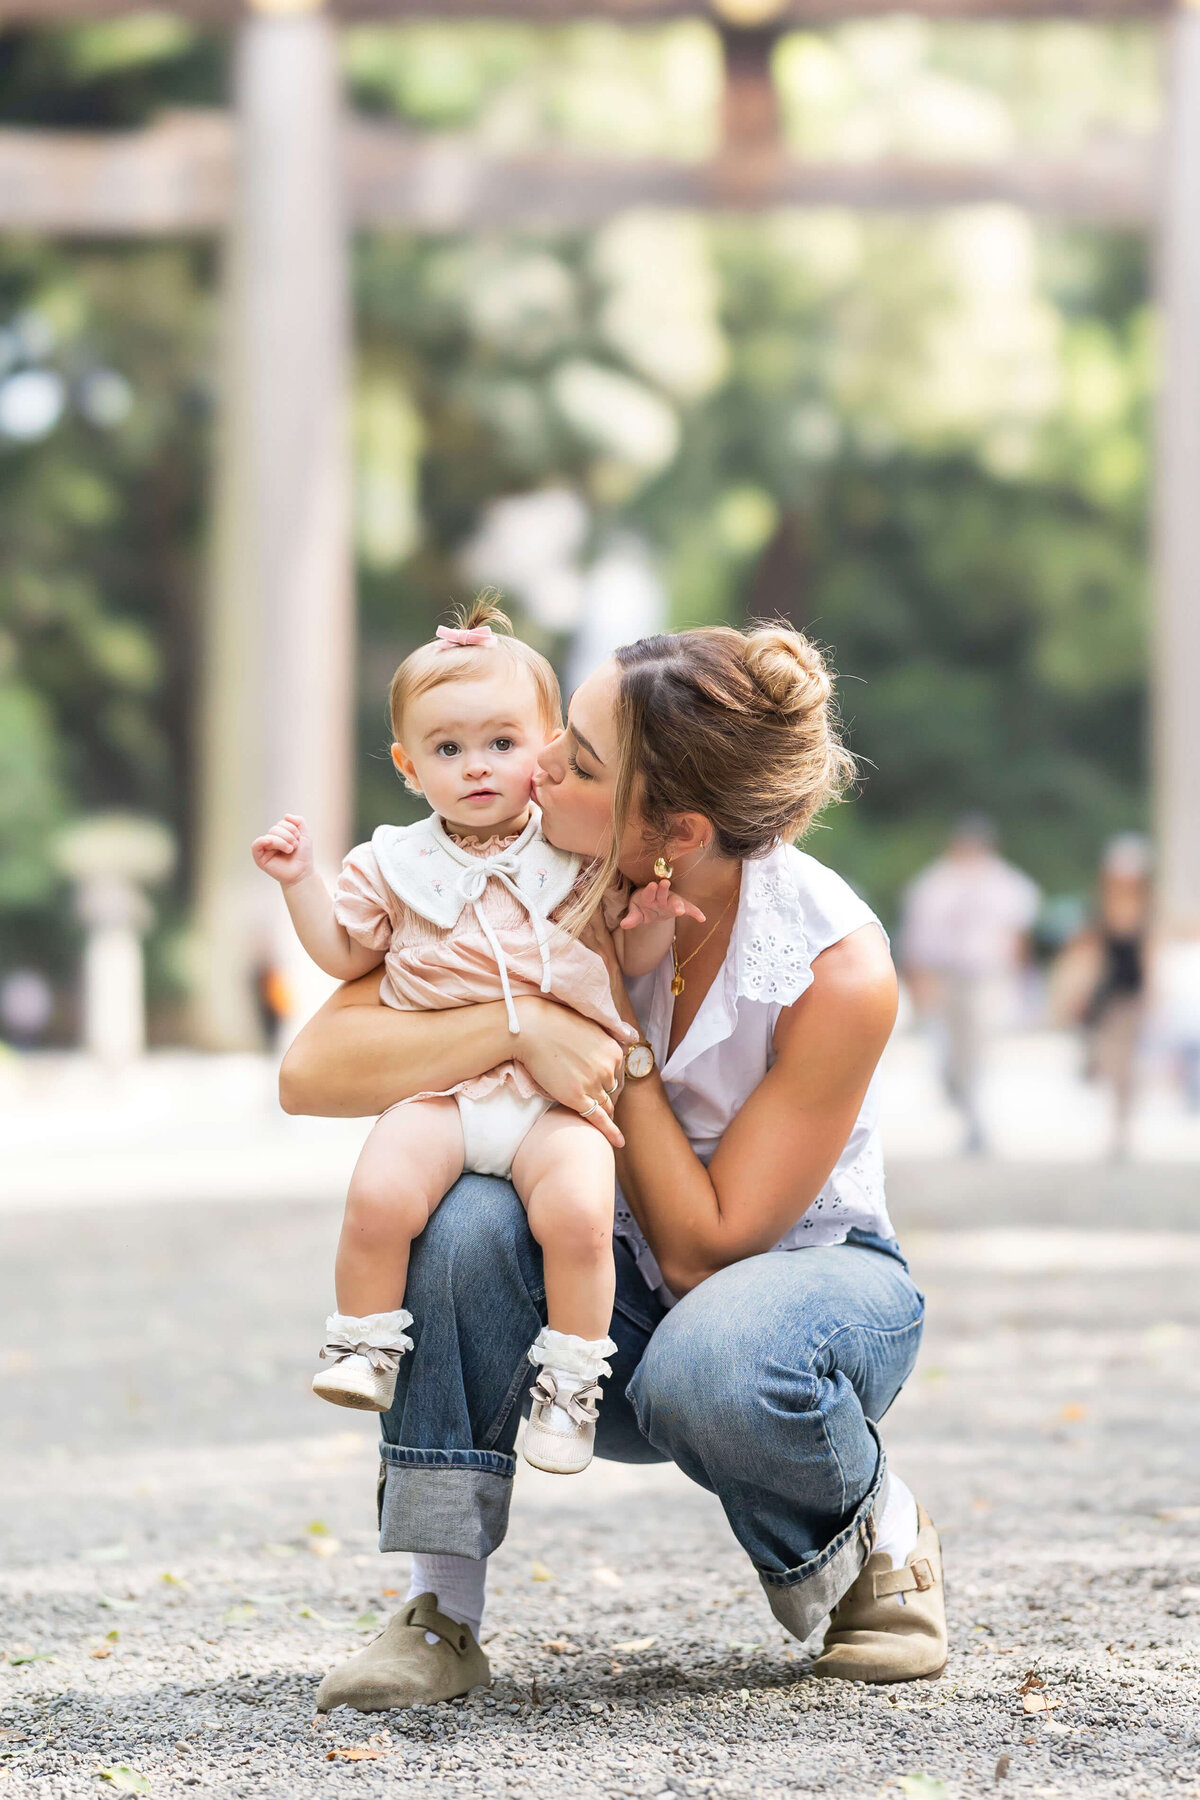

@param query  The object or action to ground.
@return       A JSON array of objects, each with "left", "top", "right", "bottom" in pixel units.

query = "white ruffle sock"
[
  {"left": 523, "top": 1328, "right": 617, "bottom": 1474},
  {"left": 873, "top": 1471, "right": 920, "bottom": 1601},
  {"left": 311, "top": 1309, "right": 414, "bottom": 1413},
  {"left": 406, "top": 1554, "right": 488, "bottom": 1644}
]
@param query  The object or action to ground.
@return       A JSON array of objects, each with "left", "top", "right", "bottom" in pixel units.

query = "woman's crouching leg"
[
  {"left": 626, "top": 1244, "right": 924, "bottom": 1642},
  {"left": 378, "top": 1174, "right": 545, "bottom": 1559}
]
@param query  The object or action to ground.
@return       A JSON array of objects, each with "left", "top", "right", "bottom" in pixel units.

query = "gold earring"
[{"left": 653, "top": 856, "right": 673, "bottom": 880}]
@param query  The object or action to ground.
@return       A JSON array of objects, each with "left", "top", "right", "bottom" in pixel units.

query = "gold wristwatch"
[{"left": 624, "top": 1039, "right": 656, "bottom": 1080}]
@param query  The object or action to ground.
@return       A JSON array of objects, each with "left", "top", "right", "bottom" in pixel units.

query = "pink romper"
[{"left": 333, "top": 811, "right": 629, "bottom": 1178}]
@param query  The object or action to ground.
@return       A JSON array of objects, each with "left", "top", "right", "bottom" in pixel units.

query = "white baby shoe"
[
  {"left": 522, "top": 1328, "right": 617, "bottom": 1475},
  {"left": 311, "top": 1310, "right": 413, "bottom": 1412}
]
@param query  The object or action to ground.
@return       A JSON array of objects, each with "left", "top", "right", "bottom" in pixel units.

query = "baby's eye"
[
  {"left": 491, "top": 737, "right": 514, "bottom": 753},
  {"left": 435, "top": 742, "right": 460, "bottom": 758}
]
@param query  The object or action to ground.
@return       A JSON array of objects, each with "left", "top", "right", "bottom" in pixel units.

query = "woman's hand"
[{"left": 512, "top": 996, "right": 631, "bottom": 1148}]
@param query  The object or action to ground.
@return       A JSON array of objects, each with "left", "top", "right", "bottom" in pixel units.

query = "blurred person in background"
[
  {"left": 1056, "top": 833, "right": 1152, "bottom": 1159},
  {"left": 0, "top": 968, "right": 54, "bottom": 1049},
  {"left": 898, "top": 815, "right": 1040, "bottom": 1156}
]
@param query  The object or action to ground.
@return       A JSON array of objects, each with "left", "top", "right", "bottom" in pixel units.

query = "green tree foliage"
[{"left": 0, "top": 14, "right": 1155, "bottom": 1034}]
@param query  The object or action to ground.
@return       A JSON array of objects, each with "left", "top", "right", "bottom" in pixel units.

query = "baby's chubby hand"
[
  {"left": 619, "top": 878, "right": 706, "bottom": 932},
  {"left": 251, "top": 814, "right": 314, "bottom": 887}
]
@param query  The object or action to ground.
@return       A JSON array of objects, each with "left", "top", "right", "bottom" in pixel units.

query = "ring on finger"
[
  {"left": 580, "top": 1097, "right": 600, "bottom": 1119},
  {"left": 604, "top": 1077, "right": 620, "bottom": 1096}
]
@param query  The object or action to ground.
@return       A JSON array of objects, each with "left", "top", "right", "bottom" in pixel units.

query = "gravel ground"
[{"left": 3, "top": 1160, "right": 1200, "bottom": 1799}]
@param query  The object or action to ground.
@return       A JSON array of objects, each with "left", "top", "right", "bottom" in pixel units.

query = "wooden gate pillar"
[
  {"left": 1156, "top": 6, "right": 1200, "bottom": 926},
  {"left": 194, "top": 0, "right": 353, "bottom": 1047}
]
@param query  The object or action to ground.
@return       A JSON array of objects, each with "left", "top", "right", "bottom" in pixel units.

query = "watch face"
[{"left": 626, "top": 1043, "right": 654, "bottom": 1079}]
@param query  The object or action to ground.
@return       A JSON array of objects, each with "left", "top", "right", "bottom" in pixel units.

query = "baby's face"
[{"left": 393, "top": 669, "right": 551, "bottom": 837}]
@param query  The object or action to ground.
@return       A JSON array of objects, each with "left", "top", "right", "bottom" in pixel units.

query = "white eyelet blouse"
[{"left": 615, "top": 839, "right": 895, "bottom": 1303}]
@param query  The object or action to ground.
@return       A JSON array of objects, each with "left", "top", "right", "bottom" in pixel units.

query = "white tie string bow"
[{"left": 452, "top": 846, "right": 554, "bottom": 1033}]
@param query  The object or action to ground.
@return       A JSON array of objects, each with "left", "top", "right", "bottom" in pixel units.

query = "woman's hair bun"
[{"left": 743, "top": 623, "right": 833, "bottom": 718}]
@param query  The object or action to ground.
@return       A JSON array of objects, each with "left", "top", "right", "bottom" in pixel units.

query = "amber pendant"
[{"left": 671, "top": 973, "right": 686, "bottom": 997}]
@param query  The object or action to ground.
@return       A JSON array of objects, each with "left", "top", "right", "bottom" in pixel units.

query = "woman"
[{"left": 281, "top": 624, "right": 946, "bottom": 1710}]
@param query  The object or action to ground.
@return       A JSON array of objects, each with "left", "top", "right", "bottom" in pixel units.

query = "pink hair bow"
[{"left": 436, "top": 624, "right": 495, "bottom": 649}]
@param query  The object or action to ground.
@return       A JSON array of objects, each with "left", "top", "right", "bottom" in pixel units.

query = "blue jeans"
[{"left": 378, "top": 1175, "right": 924, "bottom": 1640}]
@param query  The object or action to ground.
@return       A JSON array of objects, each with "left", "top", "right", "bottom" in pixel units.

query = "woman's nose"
[{"left": 537, "top": 732, "right": 565, "bottom": 784}]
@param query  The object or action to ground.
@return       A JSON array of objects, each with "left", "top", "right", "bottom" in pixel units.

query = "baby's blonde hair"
[{"left": 388, "top": 595, "right": 562, "bottom": 745}]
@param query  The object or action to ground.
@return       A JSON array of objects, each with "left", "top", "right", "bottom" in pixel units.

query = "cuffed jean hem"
[
  {"left": 756, "top": 1426, "right": 886, "bottom": 1645},
  {"left": 378, "top": 1445, "right": 516, "bottom": 1559}
]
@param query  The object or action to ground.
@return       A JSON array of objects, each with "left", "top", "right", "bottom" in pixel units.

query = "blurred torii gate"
[{"left": 1, "top": 0, "right": 1193, "bottom": 1045}]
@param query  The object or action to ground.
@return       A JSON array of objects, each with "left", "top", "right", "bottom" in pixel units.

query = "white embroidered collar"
[
  {"left": 370, "top": 806, "right": 579, "bottom": 931},
  {"left": 370, "top": 807, "right": 582, "bottom": 1035}
]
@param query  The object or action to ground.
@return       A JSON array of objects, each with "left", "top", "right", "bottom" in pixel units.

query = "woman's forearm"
[
  {"left": 613, "top": 1076, "right": 725, "bottom": 1295},
  {"left": 280, "top": 978, "right": 515, "bottom": 1117}
]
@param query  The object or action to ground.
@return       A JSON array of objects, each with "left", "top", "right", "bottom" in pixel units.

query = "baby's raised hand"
[
  {"left": 619, "top": 878, "right": 706, "bottom": 932},
  {"left": 251, "top": 814, "right": 313, "bottom": 886}
]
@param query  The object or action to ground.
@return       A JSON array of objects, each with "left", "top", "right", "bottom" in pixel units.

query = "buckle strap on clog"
[
  {"left": 872, "top": 1558, "right": 936, "bottom": 1600},
  {"left": 401, "top": 1594, "right": 473, "bottom": 1656}
]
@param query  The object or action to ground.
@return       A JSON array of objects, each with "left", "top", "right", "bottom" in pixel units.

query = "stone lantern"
[{"left": 53, "top": 813, "right": 177, "bottom": 1066}]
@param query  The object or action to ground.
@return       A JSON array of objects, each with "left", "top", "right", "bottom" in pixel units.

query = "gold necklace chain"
[{"left": 670, "top": 881, "right": 740, "bottom": 998}]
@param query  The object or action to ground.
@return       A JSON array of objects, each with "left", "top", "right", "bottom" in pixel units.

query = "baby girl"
[{"left": 252, "top": 600, "right": 698, "bottom": 1474}]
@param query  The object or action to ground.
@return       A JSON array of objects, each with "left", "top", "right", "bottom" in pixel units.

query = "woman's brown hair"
[{"left": 568, "top": 623, "right": 855, "bottom": 928}]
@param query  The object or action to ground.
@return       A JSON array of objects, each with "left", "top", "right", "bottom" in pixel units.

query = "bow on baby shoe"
[
  {"left": 320, "top": 1334, "right": 409, "bottom": 1375},
  {"left": 435, "top": 625, "right": 495, "bottom": 648},
  {"left": 529, "top": 1369, "right": 603, "bottom": 1426}
]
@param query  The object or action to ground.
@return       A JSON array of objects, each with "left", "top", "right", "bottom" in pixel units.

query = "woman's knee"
[
  {"left": 631, "top": 1272, "right": 823, "bottom": 1447},
  {"left": 405, "top": 1174, "right": 535, "bottom": 1311}
]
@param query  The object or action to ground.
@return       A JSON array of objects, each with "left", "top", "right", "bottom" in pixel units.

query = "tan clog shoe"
[
  {"left": 809, "top": 1505, "right": 947, "bottom": 1684},
  {"left": 315, "top": 1595, "right": 491, "bottom": 1713}
]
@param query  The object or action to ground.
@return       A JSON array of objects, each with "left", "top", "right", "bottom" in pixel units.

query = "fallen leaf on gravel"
[
  {"left": 327, "top": 1747, "right": 388, "bottom": 1761},
  {"left": 307, "top": 1537, "right": 340, "bottom": 1559},
  {"left": 160, "top": 1572, "right": 188, "bottom": 1589},
  {"left": 1017, "top": 1670, "right": 1045, "bottom": 1695},
  {"left": 307, "top": 1520, "right": 332, "bottom": 1535},
  {"left": 98, "top": 1769, "right": 151, "bottom": 1793},
  {"left": 995, "top": 1753, "right": 1011, "bottom": 1780},
  {"left": 542, "top": 1639, "right": 575, "bottom": 1654},
  {"left": 892, "top": 1778, "right": 951, "bottom": 1799},
  {"left": 1154, "top": 1505, "right": 1200, "bottom": 1523},
  {"left": 1057, "top": 1403, "right": 1088, "bottom": 1423},
  {"left": 1022, "top": 1692, "right": 1062, "bottom": 1714},
  {"left": 6, "top": 1653, "right": 53, "bottom": 1667},
  {"left": 353, "top": 1613, "right": 381, "bottom": 1631},
  {"left": 610, "top": 1637, "right": 656, "bottom": 1654},
  {"left": 97, "top": 1597, "right": 138, "bottom": 1612},
  {"left": 590, "top": 1566, "right": 621, "bottom": 1587},
  {"left": 223, "top": 1604, "right": 257, "bottom": 1624},
  {"left": 89, "top": 1647, "right": 112, "bottom": 1660},
  {"left": 262, "top": 1543, "right": 295, "bottom": 1558},
  {"left": 105, "top": 1631, "right": 119, "bottom": 1643},
  {"left": 0, "top": 1733, "right": 27, "bottom": 1743},
  {"left": 381, "top": 1588, "right": 398, "bottom": 1597},
  {"left": 530, "top": 1562, "right": 554, "bottom": 1582}
]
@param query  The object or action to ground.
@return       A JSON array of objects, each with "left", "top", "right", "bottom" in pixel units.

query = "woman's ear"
[
  {"left": 667, "top": 812, "right": 714, "bottom": 861},
  {"left": 391, "top": 742, "right": 423, "bottom": 796}
]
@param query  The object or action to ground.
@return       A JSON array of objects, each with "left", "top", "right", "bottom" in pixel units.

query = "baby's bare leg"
[
  {"left": 510, "top": 1106, "right": 616, "bottom": 1340},
  {"left": 336, "top": 1098, "right": 465, "bottom": 1316}
]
